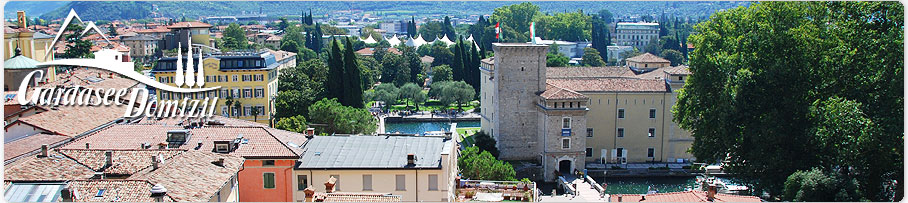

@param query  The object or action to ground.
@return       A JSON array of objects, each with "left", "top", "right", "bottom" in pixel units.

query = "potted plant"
[{"left": 465, "top": 190, "right": 475, "bottom": 199}]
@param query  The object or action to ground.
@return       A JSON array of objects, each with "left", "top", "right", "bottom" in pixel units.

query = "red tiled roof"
[
  {"left": 627, "top": 53, "right": 670, "bottom": 63},
  {"left": 128, "top": 150, "right": 243, "bottom": 202},
  {"left": 540, "top": 84, "right": 588, "bottom": 100},
  {"left": 57, "top": 149, "right": 185, "bottom": 175},
  {"left": 4, "top": 133, "right": 70, "bottom": 161},
  {"left": 4, "top": 151, "right": 96, "bottom": 181},
  {"left": 548, "top": 78, "right": 668, "bottom": 92},
  {"left": 63, "top": 124, "right": 304, "bottom": 158},
  {"left": 166, "top": 21, "right": 212, "bottom": 29},
  {"left": 135, "top": 27, "right": 171, "bottom": 33},
  {"left": 10, "top": 105, "right": 129, "bottom": 136},
  {"left": 610, "top": 191, "right": 761, "bottom": 202},
  {"left": 664, "top": 65, "right": 692, "bottom": 75},
  {"left": 546, "top": 67, "right": 636, "bottom": 79},
  {"left": 67, "top": 180, "right": 175, "bottom": 202}
]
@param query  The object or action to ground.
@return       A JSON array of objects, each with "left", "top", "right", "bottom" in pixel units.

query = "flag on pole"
[
  {"left": 495, "top": 22, "right": 501, "bottom": 40},
  {"left": 530, "top": 22, "right": 536, "bottom": 44}
]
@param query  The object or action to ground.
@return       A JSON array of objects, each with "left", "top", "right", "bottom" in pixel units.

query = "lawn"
[
  {"left": 375, "top": 99, "right": 479, "bottom": 112},
  {"left": 459, "top": 127, "right": 480, "bottom": 146}
]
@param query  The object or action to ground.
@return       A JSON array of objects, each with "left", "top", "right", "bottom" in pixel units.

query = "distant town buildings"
[
  {"left": 615, "top": 22, "right": 659, "bottom": 50},
  {"left": 159, "top": 21, "right": 212, "bottom": 50},
  {"left": 120, "top": 34, "right": 160, "bottom": 61}
]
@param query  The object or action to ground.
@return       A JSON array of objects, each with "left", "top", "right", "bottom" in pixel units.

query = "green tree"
[
  {"left": 233, "top": 100, "right": 243, "bottom": 117},
  {"left": 441, "top": 16, "right": 455, "bottom": 39},
  {"left": 490, "top": 2, "right": 540, "bottom": 42},
  {"left": 326, "top": 38, "right": 346, "bottom": 103},
  {"left": 250, "top": 106, "right": 260, "bottom": 122},
  {"left": 674, "top": 2, "right": 903, "bottom": 200},
  {"left": 458, "top": 146, "right": 516, "bottom": 181},
  {"left": 399, "top": 83, "right": 421, "bottom": 111},
  {"left": 642, "top": 37, "right": 661, "bottom": 55},
  {"left": 472, "top": 131, "right": 499, "bottom": 157},
  {"left": 429, "top": 41, "right": 454, "bottom": 67},
  {"left": 660, "top": 49, "right": 683, "bottom": 66},
  {"left": 308, "top": 98, "right": 376, "bottom": 134},
  {"left": 274, "top": 59, "right": 329, "bottom": 120},
  {"left": 222, "top": 23, "right": 248, "bottom": 50},
  {"left": 61, "top": 23, "right": 93, "bottom": 58},
  {"left": 546, "top": 52, "right": 569, "bottom": 67},
  {"left": 107, "top": 24, "right": 117, "bottom": 37},
  {"left": 432, "top": 65, "right": 453, "bottom": 82},
  {"left": 581, "top": 47, "right": 605, "bottom": 67},
  {"left": 436, "top": 81, "right": 474, "bottom": 110},
  {"left": 782, "top": 168, "right": 862, "bottom": 202},
  {"left": 280, "top": 40, "right": 300, "bottom": 53},
  {"left": 598, "top": 9, "right": 614, "bottom": 24},
  {"left": 372, "top": 83, "right": 399, "bottom": 110},
  {"left": 224, "top": 95, "right": 235, "bottom": 118},
  {"left": 275, "top": 115, "right": 308, "bottom": 133},
  {"left": 418, "top": 21, "right": 444, "bottom": 39},
  {"left": 342, "top": 37, "right": 364, "bottom": 108}
]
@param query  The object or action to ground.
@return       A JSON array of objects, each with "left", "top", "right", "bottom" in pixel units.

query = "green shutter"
[{"left": 264, "top": 173, "right": 275, "bottom": 188}]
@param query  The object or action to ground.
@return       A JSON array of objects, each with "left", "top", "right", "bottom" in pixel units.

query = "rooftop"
[
  {"left": 166, "top": 21, "right": 212, "bottom": 29},
  {"left": 4, "top": 133, "right": 70, "bottom": 162},
  {"left": 298, "top": 136, "right": 449, "bottom": 169},
  {"left": 57, "top": 149, "right": 184, "bottom": 176},
  {"left": 4, "top": 55, "right": 40, "bottom": 69},
  {"left": 539, "top": 84, "right": 588, "bottom": 100},
  {"left": 66, "top": 180, "right": 175, "bottom": 202},
  {"left": 5, "top": 150, "right": 96, "bottom": 181},
  {"left": 664, "top": 65, "right": 692, "bottom": 75},
  {"left": 128, "top": 150, "right": 244, "bottom": 202},
  {"left": 626, "top": 53, "right": 670, "bottom": 64},
  {"left": 314, "top": 192, "right": 402, "bottom": 202},
  {"left": 547, "top": 67, "right": 636, "bottom": 79},
  {"left": 547, "top": 78, "right": 668, "bottom": 93}
]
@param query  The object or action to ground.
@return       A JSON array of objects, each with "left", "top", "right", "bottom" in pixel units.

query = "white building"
[{"left": 615, "top": 22, "right": 659, "bottom": 50}]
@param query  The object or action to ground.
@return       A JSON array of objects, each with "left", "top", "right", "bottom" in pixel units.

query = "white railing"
[
  {"left": 585, "top": 174, "right": 606, "bottom": 197},
  {"left": 557, "top": 176, "right": 576, "bottom": 195}
]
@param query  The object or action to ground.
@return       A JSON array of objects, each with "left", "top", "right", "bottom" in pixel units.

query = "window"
[
  {"left": 362, "top": 175, "right": 373, "bottom": 191},
  {"left": 649, "top": 109, "right": 657, "bottom": 119},
  {"left": 263, "top": 173, "right": 275, "bottom": 188},
  {"left": 257, "top": 74, "right": 264, "bottom": 81},
  {"left": 562, "top": 117, "right": 571, "bottom": 129},
  {"left": 562, "top": 138, "right": 570, "bottom": 149},
  {"left": 648, "top": 148, "right": 655, "bottom": 158},
  {"left": 233, "top": 75, "right": 238, "bottom": 82},
  {"left": 428, "top": 174, "right": 438, "bottom": 191},
  {"left": 679, "top": 76, "right": 684, "bottom": 80},
  {"left": 215, "top": 143, "right": 229, "bottom": 153},
  {"left": 395, "top": 175, "right": 406, "bottom": 191},
  {"left": 243, "top": 88, "right": 252, "bottom": 98},
  {"left": 254, "top": 88, "right": 264, "bottom": 98},
  {"left": 585, "top": 148, "right": 593, "bottom": 157},
  {"left": 617, "top": 128, "right": 625, "bottom": 137},
  {"left": 96, "top": 189, "right": 105, "bottom": 197},
  {"left": 298, "top": 175, "right": 308, "bottom": 190},
  {"left": 617, "top": 148, "right": 624, "bottom": 157},
  {"left": 617, "top": 109, "right": 625, "bottom": 119},
  {"left": 648, "top": 128, "right": 656, "bottom": 137},
  {"left": 263, "top": 160, "right": 275, "bottom": 166},
  {"left": 587, "top": 128, "right": 594, "bottom": 138}
]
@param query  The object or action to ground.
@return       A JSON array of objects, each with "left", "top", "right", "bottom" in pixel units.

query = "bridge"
[{"left": 549, "top": 174, "right": 607, "bottom": 202}]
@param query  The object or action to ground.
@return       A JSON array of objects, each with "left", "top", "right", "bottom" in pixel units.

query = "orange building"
[{"left": 61, "top": 116, "right": 309, "bottom": 202}]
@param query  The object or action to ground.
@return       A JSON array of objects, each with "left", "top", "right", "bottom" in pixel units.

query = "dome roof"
[{"left": 4, "top": 55, "right": 40, "bottom": 69}]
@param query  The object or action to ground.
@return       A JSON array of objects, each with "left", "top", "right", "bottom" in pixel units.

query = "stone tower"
[{"left": 479, "top": 43, "right": 548, "bottom": 160}]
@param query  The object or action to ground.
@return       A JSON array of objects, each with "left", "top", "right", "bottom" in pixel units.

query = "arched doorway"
[{"left": 559, "top": 160, "right": 572, "bottom": 173}]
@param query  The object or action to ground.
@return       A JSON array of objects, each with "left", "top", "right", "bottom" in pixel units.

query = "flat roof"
[{"left": 298, "top": 136, "right": 449, "bottom": 169}]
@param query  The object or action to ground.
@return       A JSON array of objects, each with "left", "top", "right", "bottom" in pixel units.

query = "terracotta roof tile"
[
  {"left": 548, "top": 78, "right": 668, "bottom": 92},
  {"left": 626, "top": 53, "right": 670, "bottom": 63},
  {"left": 12, "top": 105, "right": 128, "bottom": 136},
  {"left": 4, "top": 151, "right": 95, "bottom": 181},
  {"left": 540, "top": 84, "right": 588, "bottom": 100},
  {"left": 610, "top": 191, "right": 761, "bottom": 202},
  {"left": 4, "top": 133, "right": 70, "bottom": 161},
  {"left": 67, "top": 180, "right": 175, "bottom": 202},
  {"left": 664, "top": 65, "right": 692, "bottom": 75},
  {"left": 57, "top": 149, "right": 184, "bottom": 175},
  {"left": 128, "top": 150, "right": 243, "bottom": 202},
  {"left": 166, "top": 21, "right": 212, "bottom": 29},
  {"left": 63, "top": 124, "right": 303, "bottom": 158},
  {"left": 547, "top": 67, "right": 636, "bottom": 79}
]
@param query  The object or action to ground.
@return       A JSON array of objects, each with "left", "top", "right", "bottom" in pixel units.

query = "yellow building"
[
  {"left": 152, "top": 50, "right": 296, "bottom": 124},
  {"left": 4, "top": 11, "right": 56, "bottom": 90},
  {"left": 480, "top": 43, "right": 694, "bottom": 181}
]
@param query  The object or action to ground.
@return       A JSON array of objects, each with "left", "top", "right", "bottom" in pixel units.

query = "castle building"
[{"left": 480, "top": 43, "right": 694, "bottom": 181}]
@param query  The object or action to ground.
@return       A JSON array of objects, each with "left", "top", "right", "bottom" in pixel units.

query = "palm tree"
[
  {"left": 233, "top": 101, "right": 243, "bottom": 117},
  {"left": 250, "top": 106, "right": 260, "bottom": 122},
  {"left": 224, "top": 95, "right": 234, "bottom": 118}
]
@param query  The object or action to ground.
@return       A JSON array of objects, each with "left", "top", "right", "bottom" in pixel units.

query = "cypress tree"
[
  {"left": 451, "top": 41, "right": 463, "bottom": 81},
  {"left": 313, "top": 23, "right": 324, "bottom": 52},
  {"left": 460, "top": 39, "right": 471, "bottom": 86},
  {"left": 470, "top": 43, "right": 481, "bottom": 94},
  {"left": 327, "top": 38, "right": 346, "bottom": 103},
  {"left": 343, "top": 37, "right": 364, "bottom": 108}
]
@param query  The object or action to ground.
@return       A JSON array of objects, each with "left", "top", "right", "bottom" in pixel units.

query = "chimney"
[
  {"left": 85, "top": 143, "right": 90, "bottom": 149},
  {"left": 158, "top": 142, "right": 167, "bottom": 149},
  {"left": 150, "top": 184, "right": 167, "bottom": 202},
  {"left": 304, "top": 187, "right": 316, "bottom": 202},
  {"left": 324, "top": 177, "right": 337, "bottom": 193},
  {"left": 305, "top": 128, "right": 315, "bottom": 138},
  {"left": 104, "top": 151, "right": 113, "bottom": 168},
  {"left": 38, "top": 144, "right": 48, "bottom": 157},
  {"left": 60, "top": 185, "right": 74, "bottom": 202},
  {"left": 707, "top": 183, "right": 717, "bottom": 201},
  {"left": 616, "top": 195, "right": 622, "bottom": 202},
  {"left": 151, "top": 155, "right": 160, "bottom": 170},
  {"left": 407, "top": 154, "right": 416, "bottom": 165},
  {"left": 640, "top": 195, "right": 646, "bottom": 201}
]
